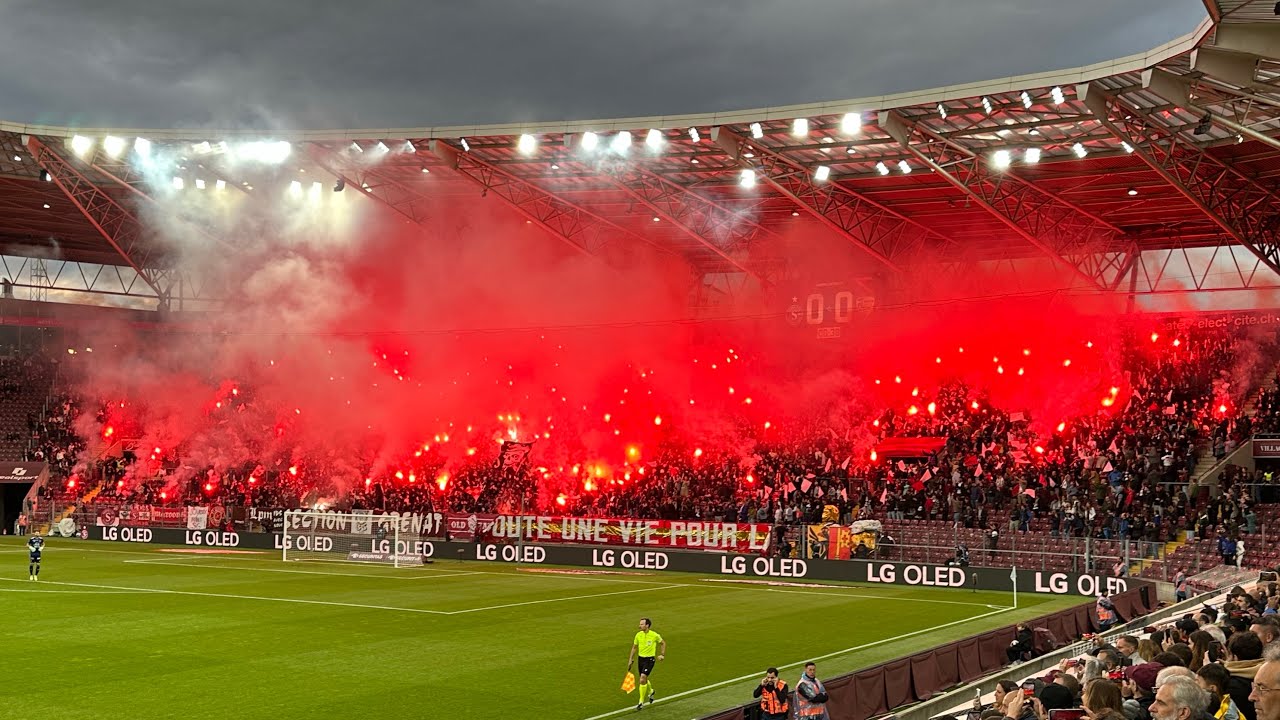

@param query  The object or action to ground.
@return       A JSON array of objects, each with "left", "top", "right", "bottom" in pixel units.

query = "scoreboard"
[{"left": 784, "top": 281, "right": 876, "bottom": 339}]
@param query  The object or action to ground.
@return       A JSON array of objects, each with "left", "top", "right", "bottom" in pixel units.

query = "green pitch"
[{"left": 0, "top": 538, "right": 1084, "bottom": 719}]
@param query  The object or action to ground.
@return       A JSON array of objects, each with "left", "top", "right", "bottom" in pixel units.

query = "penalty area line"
[{"left": 579, "top": 605, "right": 1016, "bottom": 720}]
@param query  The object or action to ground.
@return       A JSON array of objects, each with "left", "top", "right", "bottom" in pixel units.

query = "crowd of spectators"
[
  {"left": 981, "top": 585, "right": 1280, "bottom": 720},
  {"left": 21, "top": 324, "right": 1280, "bottom": 561}
]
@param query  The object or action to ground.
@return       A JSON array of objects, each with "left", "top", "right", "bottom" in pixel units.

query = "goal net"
[{"left": 282, "top": 510, "right": 423, "bottom": 567}]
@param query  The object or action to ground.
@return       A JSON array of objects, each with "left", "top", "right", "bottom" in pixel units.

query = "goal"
[{"left": 282, "top": 510, "right": 422, "bottom": 567}]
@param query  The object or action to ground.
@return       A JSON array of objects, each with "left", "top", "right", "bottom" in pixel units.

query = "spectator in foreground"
[
  {"left": 1121, "top": 662, "right": 1162, "bottom": 720},
  {"left": 1225, "top": 632, "right": 1265, "bottom": 720},
  {"left": 1149, "top": 676, "right": 1212, "bottom": 720},
  {"left": 1250, "top": 646, "right": 1280, "bottom": 720},
  {"left": 1196, "top": 663, "right": 1241, "bottom": 720}
]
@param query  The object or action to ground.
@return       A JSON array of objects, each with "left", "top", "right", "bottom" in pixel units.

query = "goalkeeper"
[
  {"left": 28, "top": 533, "right": 45, "bottom": 581},
  {"left": 626, "top": 617, "right": 665, "bottom": 711}
]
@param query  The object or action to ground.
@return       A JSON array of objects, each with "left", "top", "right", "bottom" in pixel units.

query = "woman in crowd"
[{"left": 1082, "top": 678, "right": 1126, "bottom": 720}]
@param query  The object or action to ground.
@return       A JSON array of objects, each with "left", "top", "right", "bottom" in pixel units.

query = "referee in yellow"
[{"left": 627, "top": 617, "right": 666, "bottom": 711}]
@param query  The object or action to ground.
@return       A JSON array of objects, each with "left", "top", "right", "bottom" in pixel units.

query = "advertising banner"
[
  {"left": 86, "top": 525, "right": 1142, "bottom": 599},
  {"left": 0, "top": 462, "right": 48, "bottom": 483},
  {"left": 1254, "top": 438, "right": 1280, "bottom": 458}
]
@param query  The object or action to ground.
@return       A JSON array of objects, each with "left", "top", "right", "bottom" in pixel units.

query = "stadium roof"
[{"left": 0, "top": 0, "right": 1277, "bottom": 311}]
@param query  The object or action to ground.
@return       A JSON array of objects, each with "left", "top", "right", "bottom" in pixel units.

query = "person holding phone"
[{"left": 753, "top": 667, "right": 789, "bottom": 720}]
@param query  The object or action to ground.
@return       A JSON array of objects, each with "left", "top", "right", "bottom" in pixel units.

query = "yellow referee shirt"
[{"left": 634, "top": 630, "right": 663, "bottom": 657}]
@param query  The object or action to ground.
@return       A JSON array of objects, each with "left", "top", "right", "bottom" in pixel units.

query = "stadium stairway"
[
  {"left": 1127, "top": 538, "right": 1185, "bottom": 578},
  {"left": 36, "top": 481, "right": 104, "bottom": 535},
  {"left": 1189, "top": 365, "right": 1277, "bottom": 494}
]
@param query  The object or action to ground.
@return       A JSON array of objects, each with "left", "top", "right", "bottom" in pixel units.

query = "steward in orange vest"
[
  {"left": 795, "top": 662, "right": 830, "bottom": 719},
  {"left": 753, "top": 668, "right": 789, "bottom": 720}
]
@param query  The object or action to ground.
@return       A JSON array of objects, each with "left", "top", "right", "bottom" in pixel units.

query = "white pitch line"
[
  {"left": 0, "top": 588, "right": 154, "bottom": 595},
  {"left": 442, "top": 584, "right": 685, "bottom": 615},
  {"left": 123, "top": 558, "right": 481, "bottom": 580},
  {"left": 706, "top": 582, "right": 998, "bottom": 608},
  {"left": 580, "top": 605, "right": 1016, "bottom": 720},
  {"left": 0, "top": 577, "right": 451, "bottom": 615}
]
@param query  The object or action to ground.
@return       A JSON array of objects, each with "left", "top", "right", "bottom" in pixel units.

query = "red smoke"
[{"left": 49, "top": 168, "right": 1265, "bottom": 510}]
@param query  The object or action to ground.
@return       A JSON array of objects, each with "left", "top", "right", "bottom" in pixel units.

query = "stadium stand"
[{"left": 24, "top": 322, "right": 1280, "bottom": 583}]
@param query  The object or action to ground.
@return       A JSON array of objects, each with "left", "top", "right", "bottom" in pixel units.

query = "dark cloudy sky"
[{"left": 0, "top": 0, "right": 1207, "bottom": 132}]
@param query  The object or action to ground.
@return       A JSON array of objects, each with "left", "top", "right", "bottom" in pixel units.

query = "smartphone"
[
  {"left": 1050, "top": 710, "right": 1088, "bottom": 720},
  {"left": 1022, "top": 681, "right": 1036, "bottom": 698}
]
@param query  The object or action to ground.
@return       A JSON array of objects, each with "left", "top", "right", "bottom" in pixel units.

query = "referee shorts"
[{"left": 638, "top": 656, "right": 656, "bottom": 677}]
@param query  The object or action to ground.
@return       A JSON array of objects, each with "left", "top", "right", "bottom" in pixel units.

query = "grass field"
[{"left": 0, "top": 537, "right": 1085, "bottom": 719}]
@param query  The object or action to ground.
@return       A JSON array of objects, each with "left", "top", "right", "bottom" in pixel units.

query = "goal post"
[{"left": 281, "top": 510, "right": 422, "bottom": 567}]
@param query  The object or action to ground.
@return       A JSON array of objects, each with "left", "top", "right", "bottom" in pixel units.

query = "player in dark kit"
[{"left": 28, "top": 533, "right": 44, "bottom": 581}]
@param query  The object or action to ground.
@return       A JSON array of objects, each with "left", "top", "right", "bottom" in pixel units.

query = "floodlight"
[
  {"left": 1024, "top": 147, "right": 1042, "bottom": 164},
  {"left": 645, "top": 129, "right": 664, "bottom": 149},
  {"left": 215, "top": 179, "right": 226, "bottom": 191},
  {"left": 792, "top": 118, "right": 809, "bottom": 137},
  {"left": 289, "top": 180, "right": 302, "bottom": 195},
  {"left": 194, "top": 178, "right": 206, "bottom": 190},
  {"left": 1073, "top": 143, "right": 1088, "bottom": 158},
  {"left": 71, "top": 135, "right": 93, "bottom": 156},
  {"left": 814, "top": 165, "right": 831, "bottom": 181},
  {"left": 1051, "top": 87, "right": 1065, "bottom": 105},
  {"left": 610, "top": 131, "right": 632, "bottom": 153},
  {"left": 581, "top": 132, "right": 599, "bottom": 151},
  {"left": 875, "top": 162, "right": 889, "bottom": 176},
  {"left": 981, "top": 97, "right": 993, "bottom": 115},
  {"left": 688, "top": 127, "right": 700, "bottom": 142},
  {"left": 134, "top": 138, "right": 152, "bottom": 158},
  {"left": 840, "top": 113, "right": 860, "bottom": 135},
  {"left": 739, "top": 169, "right": 756, "bottom": 188},
  {"left": 1021, "top": 91, "right": 1032, "bottom": 109},
  {"left": 897, "top": 160, "right": 912, "bottom": 174},
  {"left": 172, "top": 177, "right": 185, "bottom": 190},
  {"left": 937, "top": 104, "right": 947, "bottom": 119},
  {"left": 517, "top": 134, "right": 537, "bottom": 155},
  {"left": 1121, "top": 141, "right": 1134, "bottom": 153},
  {"left": 750, "top": 122, "right": 763, "bottom": 139},
  {"left": 103, "top": 136, "right": 126, "bottom": 159},
  {"left": 991, "top": 150, "right": 1012, "bottom": 169}
]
